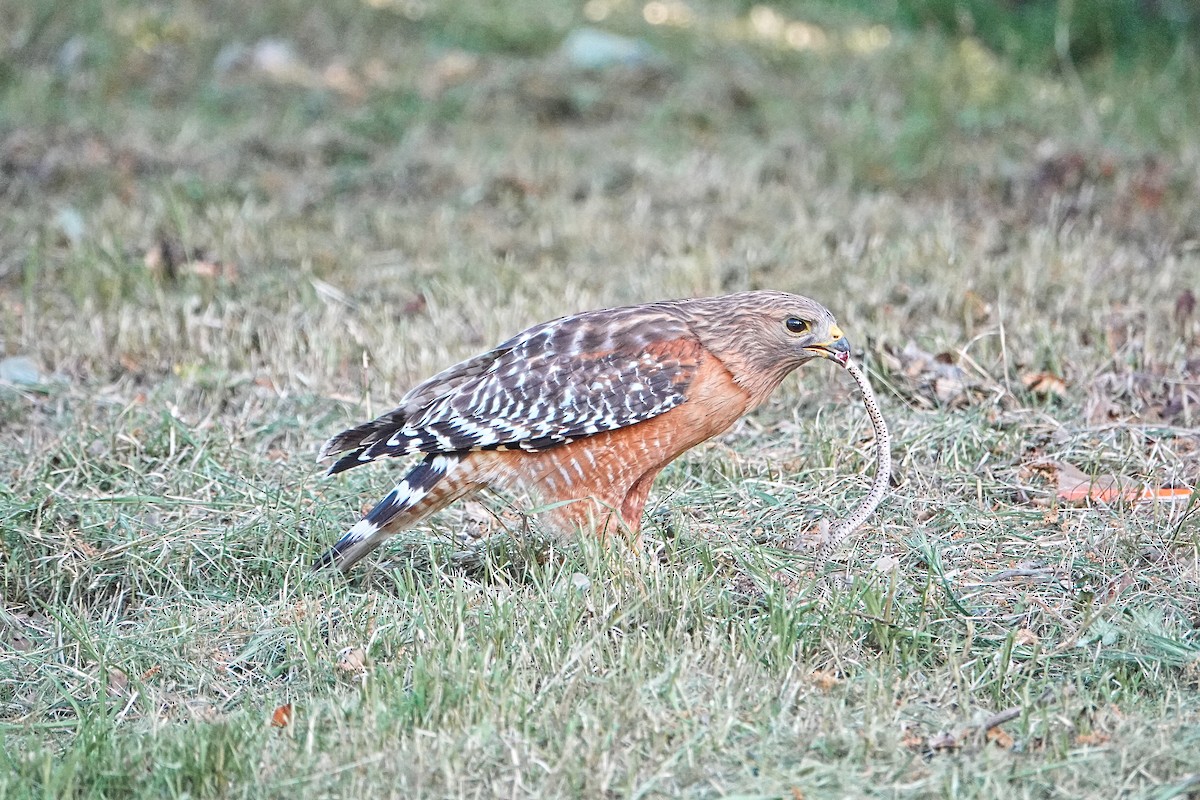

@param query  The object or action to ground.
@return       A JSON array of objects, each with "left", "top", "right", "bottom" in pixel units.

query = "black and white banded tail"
[{"left": 315, "top": 454, "right": 465, "bottom": 571}]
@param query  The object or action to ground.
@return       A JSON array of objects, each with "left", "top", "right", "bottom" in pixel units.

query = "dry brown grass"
[{"left": 2, "top": 1, "right": 1199, "bottom": 797}]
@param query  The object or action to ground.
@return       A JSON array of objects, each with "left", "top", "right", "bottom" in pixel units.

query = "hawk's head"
[{"left": 686, "top": 291, "right": 851, "bottom": 404}]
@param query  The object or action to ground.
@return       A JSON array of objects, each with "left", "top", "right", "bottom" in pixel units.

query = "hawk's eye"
[{"left": 785, "top": 317, "right": 809, "bottom": 334}]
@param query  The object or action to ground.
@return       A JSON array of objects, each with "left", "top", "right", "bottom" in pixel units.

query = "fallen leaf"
[
  {"left": 1075, "top": 731, "right": 1110, "bottom": 746},
  {"left": 1048, "top": 460, "right": 1193, "bottom": 505},
  {"left": 933, "top": 374, "right": 966, "bottom": 403},
  {"left": 201, "top": 257, "right": 239, "bottom": 282},
  {"left": 986, "top": 726, "right": 1014, "bottom": 748},
  {"left": 1087, "top": 364, "right": 1200, "bottom": 425},
  {"left": 271, "top": 703, "right": 293, "bottom": 728},
  {"left": 1054, "top": 460, "right": 1133, "bottom": 503},
  {"left": 107, "top": 668, "right": 129, "bottom": 696},
  {"left": 879, "top": 341, "right": 982, "bottom": 408},
  {"left": 1021, "top": 371, "right": 1067, "bottom": 399},
  {"left": 402, "top": 292, "right": 428, "bottom": 316},
  {"left": 336, "top": 647, "right": 367, "bottom": 674},
  {"left": 871, "top": 554, "right": 900, "bottom": 573},
  {"left": 1101, "top": 571, "right": 1135, "bottom": 602},
  {"left": 71, "top": 535, "right": 99, "bottom": 558},
  {"left": 807, "top": 670, "right": 840, "bottom": 692}
]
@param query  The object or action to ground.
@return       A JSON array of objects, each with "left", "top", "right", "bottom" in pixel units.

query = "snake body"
[{"left": 820, "top": 360, "right": 891, "bottom": 556}]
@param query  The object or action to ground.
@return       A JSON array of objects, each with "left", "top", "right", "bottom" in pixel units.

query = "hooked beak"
[{"left": 804, "top": 325, "right": 851, "bottom": 366}]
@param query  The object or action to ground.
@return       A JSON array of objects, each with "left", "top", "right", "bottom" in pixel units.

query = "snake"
[{"left": 818, "top": 359, "right": 892, "bottom": 557}]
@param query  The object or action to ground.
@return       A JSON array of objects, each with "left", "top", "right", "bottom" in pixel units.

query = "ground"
[{"left": 1, "top": 1, "right": 1199, "bottom": 797}]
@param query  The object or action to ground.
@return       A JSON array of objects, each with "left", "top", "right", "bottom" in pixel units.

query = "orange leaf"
[
  {"left": 1021, "top": 371, "right": 1067, "bottom": 398},
  {"left": 1052, "top": 460, "right": 1193, "bottom": 506},
  {"left": 806, "top": 670, "right": 840, "bottom": 692},
  {"left": 1135, "top": 486, "right": 1194, "bottom": 502},
  {"left": 986, "top": 727, "right": 1014, "bottom": 749},
  {"left": 1075, "top": 731, "right": 1111, "bottom": 746},
  {"left": 271, "top": 703, "right": 293, "bottom": 728}
]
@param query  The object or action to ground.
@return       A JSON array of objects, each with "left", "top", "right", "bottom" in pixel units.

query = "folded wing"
[{"left": 320, "top": 304, "right": 704, "bottom": 475}]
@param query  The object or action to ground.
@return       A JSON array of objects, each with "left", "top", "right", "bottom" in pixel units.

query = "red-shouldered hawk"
[{"left": 317, "top": 291, "right": 850, "bottom": 571}]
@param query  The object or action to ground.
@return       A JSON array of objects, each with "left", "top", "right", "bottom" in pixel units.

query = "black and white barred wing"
[
  {"left": 321, "top": 306, "right": 702, "bottom": 474},
  {"left": 318, "top": 340, "right": 525, "bottom": 464}
]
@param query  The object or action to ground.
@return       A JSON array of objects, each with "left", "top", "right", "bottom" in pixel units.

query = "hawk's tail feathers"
[
  {"left": 317, "top": 408, "right": 412, "bottom": 468},
  {"left": 315, "top": 453, "right": 462, "bottom": 572},
  {"left": 318, "top": 422, "right": 380, "bottom": 463},
  {"left": 325, "top": 447, "right": 370, "bottom": 476}
]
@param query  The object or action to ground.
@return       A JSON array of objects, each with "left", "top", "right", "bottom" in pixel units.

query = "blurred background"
[{"left": 1, "top": 0, "right": 1197, "bottom": 409}]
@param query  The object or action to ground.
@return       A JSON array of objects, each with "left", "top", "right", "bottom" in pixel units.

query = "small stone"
[
  {"left": 0, "top": 356, "right": 44, "bottom": 387},
  {"left": 54, "top": 207, "right": 86, "bottom": 247},
  {"left": 559, "top": 27, "right": 660, "bottom": 70}
]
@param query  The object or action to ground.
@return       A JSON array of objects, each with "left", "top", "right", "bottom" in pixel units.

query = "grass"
[{"left": 2, "top": 0, "right": 1199, "bottom": 797}]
